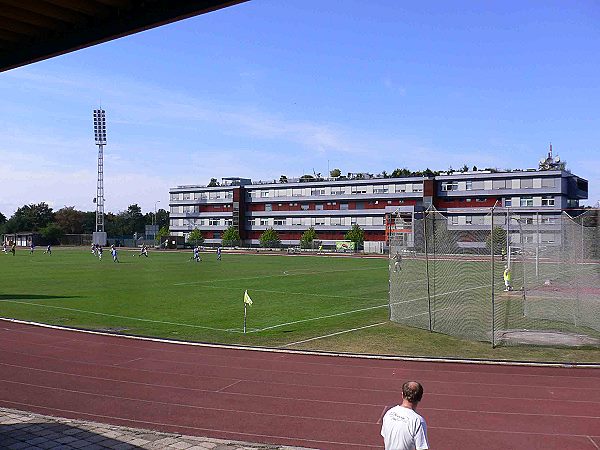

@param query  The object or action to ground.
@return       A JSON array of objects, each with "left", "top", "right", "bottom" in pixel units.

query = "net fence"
[{"left": 389, "top": 208, "right": 600, "bottom": 347}]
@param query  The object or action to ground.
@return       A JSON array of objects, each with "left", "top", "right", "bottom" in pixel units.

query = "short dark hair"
[{"left": 402, "top": 381, "right": 423, "bottom": 403}]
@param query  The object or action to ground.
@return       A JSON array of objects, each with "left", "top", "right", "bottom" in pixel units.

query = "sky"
[{"left": 1, "top": 0, "right": 599, "bottom": 217}]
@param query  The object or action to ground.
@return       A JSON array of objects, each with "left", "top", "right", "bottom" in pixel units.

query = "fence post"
[
  {"left": 424, "top": 208, "right": 432, "bottom": 332},
  {"left": 491, "top": 204, "right": 496, "bottom": 348}
]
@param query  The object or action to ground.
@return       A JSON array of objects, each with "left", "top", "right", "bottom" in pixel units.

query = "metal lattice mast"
[{"left": 93, "top": 109, "right": 107, "bottom": 232}]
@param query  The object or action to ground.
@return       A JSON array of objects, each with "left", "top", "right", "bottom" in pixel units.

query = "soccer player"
[
  {"left": 10, "top": 243, "right": 16, "bottom": 256},
  {"left": 139, "top": 244, "right": 148, "bottom": 257},
  {"left": 216, "top": 246, "right": 222, "bottom": 261},
  {"left": 2, "top": 242, "right": 7, "bottom": 253},
  {"left": 503, "top": 265, "right": 512, "bottom": 291},
  {"left": 44, "top": 244, "right": 52, "bottom": 255},
  {"left": 29, "top": 242, "right": 35, "bottom": 254},
  {"left": 393, "top": 252, "right": 402, "bottom": 273},
  {"left": 91, "top": 243, "right": 97, "bottom": 256},
  {"left": 111, "top": 245, "right": 119, "bottom": 263},
  {"left": 97, "top": 246, "right": 103, "bottom": 260}
]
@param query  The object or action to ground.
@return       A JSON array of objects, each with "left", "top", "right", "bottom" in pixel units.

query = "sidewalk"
[{"left": 0, "top": 407, "right": 313, "bottom": 450}]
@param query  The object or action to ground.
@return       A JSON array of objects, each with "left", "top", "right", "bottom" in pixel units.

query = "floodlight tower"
[{"left": 93, "top": 109, "right": 107, "bottom": 246}]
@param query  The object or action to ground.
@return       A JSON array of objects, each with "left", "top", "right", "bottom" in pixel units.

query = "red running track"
[{"left": 0, "top": 319, "right": 599, "bottom": 450}]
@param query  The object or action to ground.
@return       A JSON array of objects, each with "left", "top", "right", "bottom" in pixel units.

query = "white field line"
[
  {"left": 280, "top": 322, "right": 388, "bottom": 347},
  {"left": 0, "top": 300, "right": 240, "bottom": 333},
  {"left": 172, "top": 266, "right": 383, "bottom": 286},
  {"left": 199, "top": 284, "right": 387, "bottom": 302}
]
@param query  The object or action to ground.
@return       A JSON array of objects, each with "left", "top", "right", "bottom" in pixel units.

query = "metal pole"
[
  {"left": 424, "top": 208, "right": 432, "bottom": 332},
  {"left": 536, "top": 212, "right": 540, "bottom": 278},
  {"left": 243, "top": 304, "right": 247, "bottom": 334},
  {"left": 491, "top": 204, "right": 496, "bottom": 348}
]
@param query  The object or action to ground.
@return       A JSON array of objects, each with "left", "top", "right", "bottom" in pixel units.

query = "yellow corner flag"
[{"left": 244, "top": 290, "right": 253, "bottom": 306}]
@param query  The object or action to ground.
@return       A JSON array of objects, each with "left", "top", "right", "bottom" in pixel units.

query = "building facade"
[{"left": 169, "top": 169, "right": 588, "bottom": 248}]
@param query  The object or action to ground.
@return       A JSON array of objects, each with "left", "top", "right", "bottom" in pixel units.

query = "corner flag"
[{"left": 244, "top": 290, "right": 253, "bottom": 306}]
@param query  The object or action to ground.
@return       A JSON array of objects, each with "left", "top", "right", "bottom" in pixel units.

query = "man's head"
[{"left": 402, "top": 381, "right": 424, "bottom": 404}]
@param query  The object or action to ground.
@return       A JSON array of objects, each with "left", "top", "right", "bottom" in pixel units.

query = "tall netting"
[
  {"left": 389, "top": 207, "right": 600, "bottom": 347},
  {"left": 507, "top": 210, "right": 600, "bottom": 345}
]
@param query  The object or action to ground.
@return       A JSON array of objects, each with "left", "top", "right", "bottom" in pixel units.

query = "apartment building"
[{"left": 169, "top": 169, "right": 588, "bottom": 247}]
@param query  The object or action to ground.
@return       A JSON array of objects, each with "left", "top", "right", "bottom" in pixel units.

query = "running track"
[{"left": 0, "top": 319, "right": 599, "bottom": 450}]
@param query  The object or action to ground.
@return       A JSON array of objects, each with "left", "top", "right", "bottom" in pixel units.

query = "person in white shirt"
[{"left": 381, "top": 381, "right": 429, "bottom": 450}]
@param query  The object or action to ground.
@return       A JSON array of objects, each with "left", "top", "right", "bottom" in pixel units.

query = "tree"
[
  {"left": 299, "top": 174, "right": 315, "bottom": 182},
  {"left": 422, "top": 168, "right": 436, "bottom": 178},
  {"left": 472, "top": 165, "right": 478, "bottom": 171},
  {"left": 54, "top": 206, "right": 85, "bottom": 234},
  {"left": 391, "top": 168, "right": 411, "bottom": 178},
  {"left": 486, "top": 226, "right": 507, "bottom": 255},
  {"left": 260, "top": 228, "right": 280, "bottom": 248},
  {"left": 300, "top": 227, "right": 318, "bottom": 249},
  {"left": 82, "top": 211, "right": 97, "bottom": 233},
  {"left": 330, "top": 168, "right": 341, "bottom": 178},
  {"left": 279, "top": 175, "right": 288, "bottom": 183},
  {"left": 461, "top": 164, "right": 469, "bottom": 172},
  {"left": 8, "top": 202, "right": 54, "bottom": 232},
  {"left": 345, "top": 224, "right": 365, "bottom": 249},
  {"left": 157, "top": 226, "right": 169, "bottom": 244},
  {"left": 39, "top": 223, "right": 64, "bottom": 245},
  {"left": 188, "top": 228, "right": 204, "bottom": 246},
  {"left": 221, "top": 226, "right": 241, "bottom": 247},
  {"left": 208, "top": 178, "right": 220, "bottom": 187},
  {"left": 155, "top": 208, "right": 170, "bottom": 230}
]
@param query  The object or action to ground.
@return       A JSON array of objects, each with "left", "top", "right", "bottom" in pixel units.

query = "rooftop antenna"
[{"left": 93, "top": 108, "right": 107, "bottom": 246}]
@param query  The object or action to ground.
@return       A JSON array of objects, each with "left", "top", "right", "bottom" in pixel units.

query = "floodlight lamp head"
[{"left": 93, "top": 109, "right": 107, "bottom": 145}]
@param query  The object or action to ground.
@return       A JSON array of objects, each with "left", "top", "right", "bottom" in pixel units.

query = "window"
[
  {"left": 522, "top": 216, "right": 534, "bottom": 225},
  {"left": 274, "top": 219, "right": 285, "bottom": 226},
  {"left": 374, "top": 187, "right": 388, "bottom": 193},
  {"left": 541, "top": 196, "right": 555, "bottom": 206},
  {"left": 520, "top": 178, "right": 533, "bottom": 189},
  {"left": 492, "top": 179, "right": 506, "bottom": 190},
  {"left": 314, "top": 218, "right": 326, "bottom": 226},
  {"left": 465, "top": 216, "right": 473, "bottom": 224},
  {"left": 265, "top": 204, "right": 272, "bottom": 212},
  {"left": 540, "top": 216, "right": 556, "bottom": 224},
  {"left": 541, "top": 178, "right": 555, "bottom": 188},
  {"left": 373, "top": 217, "right": 383, "bottom": 226},
  {"left": 331, "top": 188, "right": 345, "bottom": 195},
  {"left": 183, "top": 193, "right": 191, "bottom": 200},
  {"left": 301, "top": 204, "right": 309, "bottom": 211},
  {"left": 260, "top": 219, "right": 269, "bottom": 226},
  {"left": 248, "top": 218, "right": 256, "bottom": 226},
  {"left": 330, "top": 217, "right": 341, "bottom": 226},
  {"left": 504, "top": 198, "right": 512, "bottom": 207},
  {"left": 292, "top": 218, "right": 302, "bottom": 226},
  {"left": 311, "top": 189, "right": 326, "bottom": 196},
  {"left": 442, "top": 182, "right": 458, "bottom": 191},
  {"left": 472, "top": 180, "right": 485, "bottom": 190},
  {"left": 476, "top": 198, "right": 487, "bottom": 203},
  {"left": 465, "top": 181, "right": 473, "bottom": 191},
  {"left": 315, "top": 204, "right": 324, "bottom": 210},
  {"left": 292, "top": 188, "right": 303, "bottom": 197},
  {"left": 412, "top": 183, "right": 423, "bottom": 192},
  {"left": 194, "top": 192, "right": 206, "bottom": 200},
  {"left": 451, "top": 216, "right": 459, "bottom": 225},
  {"left": 260, "top": 191, "right": 270, "bottom": 198},
  {"left": 567, "top": 199, "right": 579, "bottom": 208},
  {"left": 213, "top": 232, "right": 220, "bottom": 239},
  {"left": 209, "top": 218, "right": 220, "bottom": 226},
  {"left": 351, "top": 186, "right": 367, "bottom": 194},
  {"left": 355, "top": 202, "right": 364, "bottom": 209},
  {"left": 340, "top": 203, "right": 349, "bottom": 210},
  {"left": 523, "top": 234, "right": 534, "bottom": 244},
  {"left": 520, "top": 196, "right": 533, "bottom": 207}
]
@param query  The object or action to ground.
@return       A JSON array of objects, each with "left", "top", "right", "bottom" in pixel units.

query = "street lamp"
[{"left": 153, "top": 200, "right": 161, "bottom": 245}]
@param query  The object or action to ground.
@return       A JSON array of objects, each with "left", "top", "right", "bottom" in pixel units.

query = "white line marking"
[
  {"left": 172, "top": 266, "right": 383, "bottom": 286},
  {"left": 0, "top": 402, "right": 379, "bottom": 448},
  {"left": 3, "top": 318, "right": 600, "bottom": 368},
  {"left": 280, "top": 322, "right": 387, "bottom": 347},
  {"left": 217, "top": 380, "right": 242, "bottom": 393},
  {"left": 588, "top": 436, "right": 600, "bottom": 449},
  {"left": 0, "top": 300, "right": 239, "bottom": 333}
]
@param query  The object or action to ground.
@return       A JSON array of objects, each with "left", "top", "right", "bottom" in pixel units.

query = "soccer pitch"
[{"left": 0, "top": 248, "right": 390, "bottom": 346}]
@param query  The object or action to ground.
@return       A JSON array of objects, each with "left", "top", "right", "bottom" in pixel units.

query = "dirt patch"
[{"left": 495, "top": 329, "right": 600, "bottom": 347}]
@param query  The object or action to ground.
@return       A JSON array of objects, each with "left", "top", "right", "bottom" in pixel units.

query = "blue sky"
[{"left": 1, "top": 0, "right": 599, "bottom": 216}]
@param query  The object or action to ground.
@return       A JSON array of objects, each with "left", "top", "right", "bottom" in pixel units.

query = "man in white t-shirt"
[{"left": 381, "top": 381, "right": 429, "bottom": 450}]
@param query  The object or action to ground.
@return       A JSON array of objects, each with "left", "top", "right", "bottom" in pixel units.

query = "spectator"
[{"left": 381, "top": 381, "right": 429, "bottom": 450}]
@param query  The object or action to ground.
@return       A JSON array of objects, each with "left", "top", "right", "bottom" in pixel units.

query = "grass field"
[{"left": 1, "top": 247, "right": 599, "bottom": 363}]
